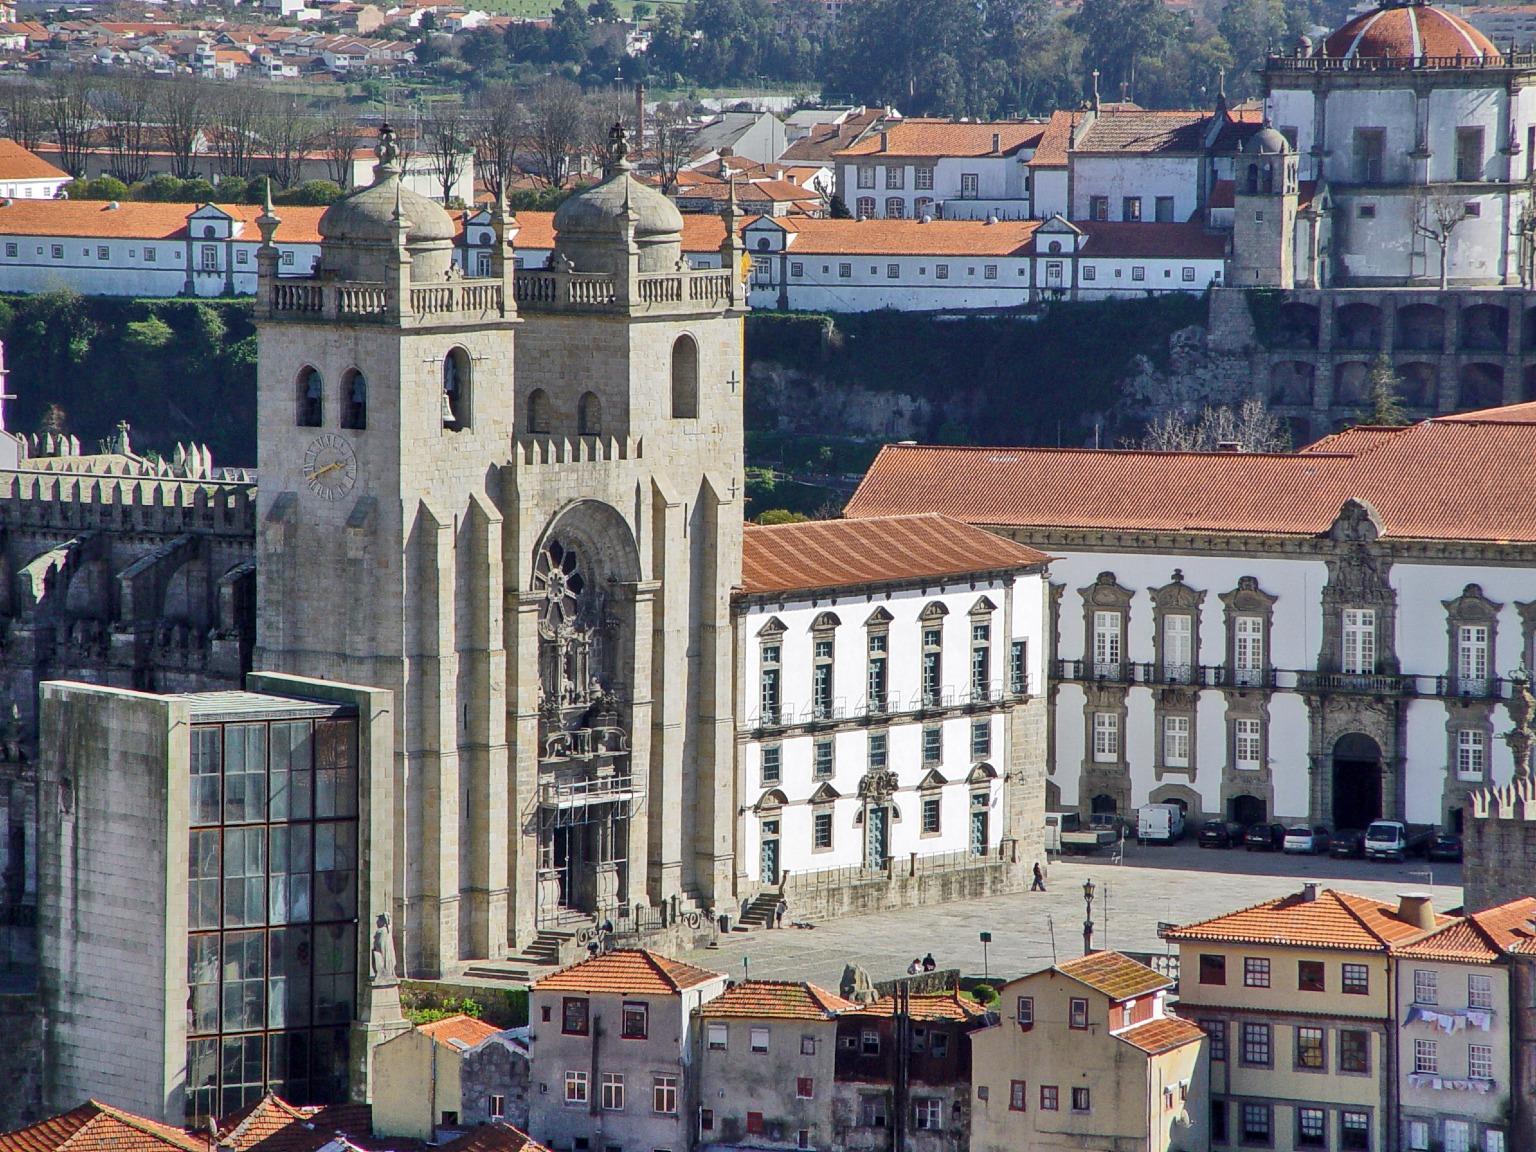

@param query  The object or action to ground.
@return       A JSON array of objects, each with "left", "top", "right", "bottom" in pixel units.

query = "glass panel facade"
[{"left": 186, "top": 715, "right": 359, "bottom": 1124}]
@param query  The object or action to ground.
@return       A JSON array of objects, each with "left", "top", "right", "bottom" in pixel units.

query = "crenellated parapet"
[
  {"left": 0, "top": 472, "right": 256, "bottom": 538},
  {"left": 1469, "top": 778, "right": 1536, "bottom": 821},
  {"left": 511, "top": 435, "right": 645, "bottom": 468}
]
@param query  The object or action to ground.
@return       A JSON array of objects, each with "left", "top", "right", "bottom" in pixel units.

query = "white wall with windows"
[
  {"left": 0, "top": 231, "right": 320, "bottom": 297},
  {"left": 737, "top": 569, "right": 1047, "bottom": 884},
  {"left": 837, "top": 155, "right": 1033, "bottom": 221},
  {"left": 1069, "top": 156, "right": 1202, "bottom": 224}
]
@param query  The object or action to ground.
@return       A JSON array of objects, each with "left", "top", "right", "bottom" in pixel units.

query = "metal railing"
[
  {"left": 1298, "top": 670, "right": 1417, "bottom": 695},
  {"left": 1268, "top": 51, "right": 1536, "bottom": 72}
]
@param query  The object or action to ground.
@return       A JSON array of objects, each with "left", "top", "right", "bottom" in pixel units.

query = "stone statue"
[
  {"left": 609, "top": 120, "right": 629, "bottom": 167},
  {"left": 1505, "top": 668, "right": 1535, "bottom": 780},
  {"left": 370, "top": 912, "right": 397, "bottom": 983}
]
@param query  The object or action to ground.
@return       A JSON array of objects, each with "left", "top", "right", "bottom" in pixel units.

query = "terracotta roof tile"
[
  {"left": 219, "top": 1099, "right": 384, "bottom": 1152},
  {"left": 842, "top": 990, "right": 987, "bottom": 1022},
  {"left": 418, "top": 1014, "right": 503, "bottom": 1050},
  {"left": 1115, "top": 1014, "right": 1205, "bottom": 1055},
  {"left": 1074, "top": 109, "right": 1210, "bottom": 155},
  {"left": 0, "top": 1103, "right": 208, "bottom": 1152},
  {"left": 1026, "top": 109, "right": 1078, "bottom": 168},
  {"left": 1056, "top": 950, "right": 1172, "bottom": 1000},
  {"left": 532, "top": 949, "right": 723, "bottom": 995},
  {"left": 844, "top": 409, "right": 1536, "bottom": 544},
  {"left": 1396, "top": 896, "right": 1536, "bottom": 962},
  {"left": 1324, "top": 3, "right": 1498, "bottom": 61},
  {"left": 837, "top": 119, "right": 1045, "bottom": 160},
  {"left": 1067, "top": 220, "right": 1227, "bottom": 260},
  {"left": 0, "top": 200, "right": 325, "bottom": 243},
  {"left": 0, "top": 140, "right": 68, "bottom": 183},
  {"left": 435, "top": 1125, "right": 548, "bottom": 1152},
  {"left": 741, "top": 513, "right": 1048, "bottom": 596},
  {"left": 1163, "top": 888, "right": 1449, "bottom": 951},
  {"left": 700, "top": 980, "right": 855, "bottom": 1019},
  {"left": 752, "top": 217, "right": 1039, "bottom": 257},
  {"left": 781, "top": 109, "right": 883, "bottom": 163}
]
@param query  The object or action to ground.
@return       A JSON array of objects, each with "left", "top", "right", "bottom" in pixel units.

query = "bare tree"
[
  {"left": 158, "top": 75, "right": 209, "bottom": 181},
  {"left": 258, "top": 95, "right": 322, "bottom": 189},
  {"left": 524, "top": 77, "right": 585, "bottom": 189},
  {"left": 44, "top": 72, "right": 96, "bottom": 178},
  {"left": 1139, "top": 397, "right": 1290, "bottom": 453},
  {"left": 1415, "top": 193, "right": 1467, "bottom": 291},
  {"left": 96, "top": 72, "right": 156, "bottom": 185},
  {"left": 582, "top": 85, "right": 634, "bottom": 168},
  {"left": 0, "top": 81, "right": 46, "bottom": 152},
  {"left": 471, "top": 83, "right": 522, "bottom": 206},
  {"left": 650, "top": 100, "right": 694, "bottom": 193},
  {"left": 208, "top": 84, "right": 262, "bottom": 180},
  {"left": 316, "top": 104, "right": 358, "bottom": 188},
  {"left": 420, "top": 102, "right": 469, "bottom": 205}
]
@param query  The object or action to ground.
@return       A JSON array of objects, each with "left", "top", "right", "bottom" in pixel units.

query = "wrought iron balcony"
[{"left": 1297, "top": 670, "right": 1416, "bottom": 696}]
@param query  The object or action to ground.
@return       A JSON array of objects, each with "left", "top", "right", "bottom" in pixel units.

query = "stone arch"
[
  {"left": 296, "top": 365, "right": 323, "bottom": 427},
  {"left": 577, "top": 391, "right": 603, "bottom": 436},
  {"left": 670, "top": 333, "right": 699, "bottom": 419},
  {"left": 162, "top": 556, "right": 209, "bottom": 630},
  {"left": 340, "top": 367, "right": 367, "bottom": 431},
  {"left": 1335, "top": 302, "right": 1381, "bottom": 350},
  {"left": 1332, "top": 360, "right": 1372, "bottom": 405},
  {"left": 526, "top": 388, "right": 551, "bottom": 435},
  {"left": 1228, "top": 793, "right": 1266, "bottom": 825},
  {"left": 1268, "top": 361, "right": 1314, "bottom": 405},
  {"left": 1278, "top": 302, "right": 1320, "bottom": 348},
  {"left": 533, "top": 499, "right": 642, "bottom": 588},
  {"left": 1331, "top": 732, "right": 1383, "bottom": 830},
  {"left": 442, "top": 346, "right": 472, "bottom": 430},
  {"left": 1396, "top": 362, "right": 1438, "bottom": 407},
  {"left": 755, "top": 788, "right": 788, "bottom": 812},
  {"left": 1394, "top": 303, "right": 1446, "bottom": 352},
  {"left": 967, "top": 763, "right": 998, "bottom": 783},
  {"left": 812, "top": 611, "right": 842, "bottom": 630},
  {"left": 1149, "top": 782, "right": 1201, "bottom": 819},
  {"left": 1458, "top": 363, "right": 1504, "bottom": 410},
  {"left": 1460, "top": 303, "right": 1508, "bottom": 352},
  {"left": 1089, "top": 794, "right": 1118, "bottom": 820}
]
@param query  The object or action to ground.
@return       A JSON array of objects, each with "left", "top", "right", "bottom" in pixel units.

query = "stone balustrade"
[
  {"left": 513, "top": 267, "right": 738, "bottom": 313},
  {"left": 268, "top": 277, "right": 507, "bottom": 323}
]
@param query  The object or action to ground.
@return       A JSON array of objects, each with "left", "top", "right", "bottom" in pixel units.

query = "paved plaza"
[{"left": 687, "top": 840, "right": 1465, "bottom": 990}]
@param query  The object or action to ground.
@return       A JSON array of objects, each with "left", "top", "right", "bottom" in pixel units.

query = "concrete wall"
[
  {"left": 372, "top": 1029, "right": 448, "bottom": 1140},
  {"left": 697, "top": 1016, "right": 837, "bottom": 1146},
  {"left": 37, "top": 681, "right": 185, "bottom": 1123}
]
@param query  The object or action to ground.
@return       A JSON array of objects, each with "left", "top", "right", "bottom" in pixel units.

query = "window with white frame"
[
  {"left": 489, "top": 1095, "right": 504, "bottom": 1119},
  {"left": 960, "top": 173, "right": 978, "bottom": 198},
  {"left": 922, "top": 724, "right": 942, "bottom": 765},
  {"left": 600, "top": 1073, "right": 624, "bottom": 1111},
  {"left": 915, "top": 167, "right": 934, "bottom": 190},
  {"left": 761, "top": 744, "right": 781, "bottom": 786},
  {"left": 1092, "top": 610, "right": 1122, "bottom": 675},
  {"left": 857, "top": 166, "right": 875, "bottom": 189},
  {"left": 1414, "top": 1037, "right": 1438, "bottom": 1074},
  {"left": 856, "top": 198, "right": 874, "bottom": 219},
  {"left": 1163, "top": 715, "right": 1190, "bottom": 768},
  {"left": 1010, "top": 640, "right": 1027, "bottom": 694},
  {"left": 1342, "top": 608, "right": 1376, "bottom": 674},
  {"left": 813, "top": 631, "right": 834, "bottom": 718},
  {"left": 1445, "top": 1122, "right": 1471, "bottom": 1152},
  {"left": 886, "top": 167, "right": 904, "bottom": 189},
  {"left": 868, "top": 730, "right": 887, "bottom": 770},
  {"left": 751, "top": 1026, "right": 770, "bottom": 1053},
  {"left": 1469, "top": 1043, "right": 1494, "bottom": 1081},
  {"left": 652, "top": 1075, "right": 677, "bottom": 1113},
  {"left": 1458, "top": 624, "right": 1490, "bottom": 691},
  {"left": 1408, "top": 1121, "right": 1430, "bottom": 1151},
  {"left": 1163, "top": 613, "right": 1193, "bottom": 679},
  {"left": 564, "top": 1071, "right": 588, "bottom": 1104},
  {"left": 984, "top": 265, "right": 997, "bottom": 280},
  {"left": 921, "top": 795, "right": 940, "bottom": 835},
  {"left": 812, "top": 808, "right": 833, "bottom": 850},
  {"left": 1235, "top": 718, "right": 1261, "bottom": 770},
  {"left": 1234, "top": 615, "right": 1264, "bottom": 684},
  {"left": 1457, "top": 729, "right": 1487, "bottom": 780},
  {"left": 201, "top": 244, "right": 218, "bottom": 271},
  {"left": 867, "top": 628, "right": 888, "bottom": 712},
  {"left": 1469, "top": 973, "right": 1494, "bottom": 1009},
  {"left": 971, "top": 719, "right": 991, "bottom": 759},
  {"left": 913, "top": 1098, "right": 941, "bottom": 1130},
  {"left": 813, "top": 738, "right": 834, "bottom": 779},
  {"left": 971, "top": 617, "right": 992, "bottom": 697},
  {"left": 1092, "top": 712, "right": 1119, "bottom": 762},
  {"left": 935, "top": 264, "right": 949, "bottom": 279},
  {"left": 1414, "top": 968, "right": 1438, "bottom": 1005},
  {"left": 922, "top": 624, "right": 943, "bottom": 704}
]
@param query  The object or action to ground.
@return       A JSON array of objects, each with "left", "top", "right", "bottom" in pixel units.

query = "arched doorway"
[
  {"left": 1332, "top": 733, "right": 1383, "bottom": 830},
  {"left": 1228, "top": 794, "right": 1266, "bottom": 826},
  {"left": 1090, "top": 794, "right": 1118, "bottom": 827}
]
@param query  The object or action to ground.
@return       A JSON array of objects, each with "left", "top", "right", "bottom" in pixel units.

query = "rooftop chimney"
[
  {"left": 880, "top": 130, "right": 889, "bottom": 153},
  {"left": 1397, "top": 892, "right": 1436, "bottom": 932},
  {"left": 1215, "top": 440, "right": 1242, "bottom": 452},
  {"left": 992, "top": 131, "right": 1001, "bottom": 154},
  {"left": 1091, "top": 69, "right": 1101, "bottom": 114},
  {"left": 1301, "top": 882, "right": 1319, "bottom": 903}
]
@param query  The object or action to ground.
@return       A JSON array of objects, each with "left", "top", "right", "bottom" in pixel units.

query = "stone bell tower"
[
  {"left": 252, "top": 126, "right": 520, "bottom": 974},
  {"left": 1232, "top": 124, "right": 1299, "bottom": 288}
]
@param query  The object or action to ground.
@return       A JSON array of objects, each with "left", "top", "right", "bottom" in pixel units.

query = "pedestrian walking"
[
  {"left": 774, "top": 898, "right": 787, "bottom": 929},
  {"left": 907, "top": 957, "right": 921, "bottom": 975},
  {"left": 1031, "top": 861, "right": 1047, "bottom": 892},
  {"left": 921, "top": 953, "right": 936, "bottom": 972}
]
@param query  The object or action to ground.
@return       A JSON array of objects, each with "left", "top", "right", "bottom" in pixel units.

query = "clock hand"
[{"left": 311, "top": 460, "right": 346, "bottom": 479}]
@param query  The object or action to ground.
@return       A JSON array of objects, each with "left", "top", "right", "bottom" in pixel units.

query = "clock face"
[{"left": 302, "top": 433, "right": 358, "bottom": 501}]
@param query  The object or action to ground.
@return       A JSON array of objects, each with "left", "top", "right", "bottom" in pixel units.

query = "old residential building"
[
  {"left": 735, "top": 514, "right": 1049, "bottom": 919},
  {"left": 1166, "top": 886, "right": 1450, "bottom": 1152},
  {"left": 371, "top": 1015, "right": 529, "bottom": 1138},
  {"left": 526, "top": 950, "right": 727, "bottom": 1152},
  {"left": 846, "top": 406, "right": 1536, "bottom": 829},
  {"left": 833, "top": 120, "right": 1045, "bottom": 222},
  {"left": 695, "top": 980, "right": 851, "bottom": 1150},
  {"left": 969, "top": 951, "right": 1206, "bottom": 1152}
]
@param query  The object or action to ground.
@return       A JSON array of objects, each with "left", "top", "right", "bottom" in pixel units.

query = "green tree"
[
  {"left": 1069, "top": 0, "right": 1179, "bottom": 103},
  {"left": 125, "top": 316, "right": 174, "bottom": 350},
  {"left": 1363, "top": 355, "right": 1409, "bottom": 426},
  {"left": 757, "top": 508, "right": 808, "bottom": 525}
]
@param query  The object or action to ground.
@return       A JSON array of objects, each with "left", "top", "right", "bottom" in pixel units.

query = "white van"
[{"left": 1137, "top": 803, "right": 1186, "bottom": 844}]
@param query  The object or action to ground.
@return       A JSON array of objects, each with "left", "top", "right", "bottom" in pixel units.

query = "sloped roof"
[
  {"left": 216, "top": 1098, "right": 381, "bottom": 1152},
  {"left": 418, "top": 1014, "right": 503, "bottom": 1050},
  {"left": 749, "top": 216, "right": 1039, "bottom": 257},
  {"left": 0, "top": 139, "right": 68, "bottom": 183},
  {"left": 741, "top": 513, "right": 1049, "bottom": 597},
  {"left": 837, "top": 119, "right": 1045, "bottom": 160},
  {"left": 843, "top": 990, "right": 988, "bottom": 1022},
  {"left": 1056, "top": 950, "right": 1172, "bottom": 1001},
  {"left": 1115, "top": 1014, "right": 1206, "bottom": 1055},
  {"left": 700, "top": 980, "right": 854, "bottom": 1019},
  {"left": 1065, "top": 220, "right": 1227, "bottom": 259},
  {"left": 0, "top": 1102, "right": 207, "bottom": 1152},
  {"left": 435, "top": 1126, "right": 549, "bottom": 1152},
  {"left": 1073, "top": 109, "right": 1210, "bottom": 155},
  {"left": 781, "top": 108, "right": 883, "bottom": 163},
  {"left": 1396, "top": 896, "right": 1536, "bottom": 962},
  {"left": 1163, "top": 888, "right": 1448, "bottom": 951},
  {"left": 532, "top": 949, "right": 723, "bottom": 995},
  {"left": 844, "top": 408, "right": 1536, "bottom": 544},
  {"left": 0, "top": 200, "right": 325, "bottom": 243}
]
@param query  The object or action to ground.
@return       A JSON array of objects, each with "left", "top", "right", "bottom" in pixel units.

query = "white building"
[
  {"left": 0, "top": 139, "right": 69, "bottom": 201},
  {"left": 846, "top": 406, "right": 1536, "bottom": 832},
  {"left": 733, "top": 514, "right": 1049, "bottom": 889},
  {"left": 833, "top": 120, "right": 1046, "bottom": 222}
]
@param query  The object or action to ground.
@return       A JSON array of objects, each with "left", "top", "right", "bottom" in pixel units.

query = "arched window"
[
  {"left": 670, "top": 334, "right": 698, "bottom": 419},
  {"left": 1246, "top": 163, "right": 1259, "bottom": 194},
  {"left": 342, "top": 368, "right": 367, "bottom": 430},
  {"left": 1262, "top": 162, "right": 1274, "bottom": 193},
  {"left": 578, "top": 391, "right": 602, "bottom": 436},
  {"left": 296, "top": 366, "right": 323, "bottom": 427},
  {"left": 442, "top": 347, "right": 471, "bottom": 430},
  {"left": 885, "top": 197, "right": 905, "bottom": 219},
  {"left": 527, "top": 388, "right": 551, "bottom": 434}
]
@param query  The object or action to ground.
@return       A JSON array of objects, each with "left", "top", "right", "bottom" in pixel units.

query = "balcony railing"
[
  {"left": 1267, "top": 50, "right": 1536, "bottom": 73},
  {"left": 1298, "top": 670, "right": 1417, "bottom": 696}
]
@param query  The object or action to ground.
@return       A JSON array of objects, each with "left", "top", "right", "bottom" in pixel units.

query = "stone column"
[
  {"left": 462, "top": 494, "right": 508, "bottom": 960},
  {"left": 647, "top": 485, "right": 686, "bottom": 904},
  {"left": 617, "top": 580, "right": 656, "bottom": 911},
  {"left": 508, "top": 588, "right": 543, "bottom": 951}
]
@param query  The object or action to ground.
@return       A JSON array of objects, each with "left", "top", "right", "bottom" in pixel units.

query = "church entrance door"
[{"left": 1332, "top": 732, "right": 1383, "bottom": 830}]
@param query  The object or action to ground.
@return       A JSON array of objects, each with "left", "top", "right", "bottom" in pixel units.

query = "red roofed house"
[
  {"left": 527, "top": 951, "right": 727, "bottom": 1152},
  {"left": 0, "top": 139, "right": 68, "bottom": 200},
  {"left": 844, "top": 406, "right": 1536, "bottom": 834},
  {"left": 371, "top": 1015, "right": 528, "bottom": 1140},
  {"left": 731, "top": 514, "right": 1050, "bottom": 920},
  {"left": 969, "top": 950, "right": 1206, "bottom": 1152}
]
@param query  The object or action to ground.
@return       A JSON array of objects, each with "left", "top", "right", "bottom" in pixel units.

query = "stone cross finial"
[
  {"left": 378, "top": 122, "right": 400, "bottom": 170},
  {"left": 1506, "top": 669, "right": 1536, "bottom": 780},
  {"left": 608, "top": 120, "right": 630, "bottom": 170}
]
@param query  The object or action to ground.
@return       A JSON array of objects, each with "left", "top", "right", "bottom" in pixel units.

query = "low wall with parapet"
[{"left": 1465, "top": 779, "right": 1536, "bottom": 911}]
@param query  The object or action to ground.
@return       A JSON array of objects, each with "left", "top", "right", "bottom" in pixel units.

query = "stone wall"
[
  {"left": 1465, "top": 779, "right": 1536, "bottom": 912},
  {"left": 781, "top": 852, "right": 1025, "bottom": 923},
  {"left": 0, "top": 993, "right": 42, "bottom": 1127}
]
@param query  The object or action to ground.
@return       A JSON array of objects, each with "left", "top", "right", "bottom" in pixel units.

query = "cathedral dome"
[
  {"left": 553, "top": 166, "right": 684, "bottom": 246},
  {"left": 1322, "top": 1, "right": 1499, "bottom": 63},
  {"left": 1244, "top": 125, "right": 1289, "bottom": 155},
  {"left": 318, "top": 126, "right": 455, "bottom": 246}
]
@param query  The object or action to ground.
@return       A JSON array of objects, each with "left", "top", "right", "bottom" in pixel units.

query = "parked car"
[
  {"left": 1427, "top": 834, "right": 1464, "bottom": 863},
  {"left": 1244, "top": 822, "right": 1287, "bottom": 851},
  {"left": 1330, "top": 829, "right": 1366, "bottom": 859},
  {"left": 1198, "top": 819, "right": 1244, "bottom": 849},
  {"left": 1283, "top": 825, "right": 1332, "bottom": 854}
]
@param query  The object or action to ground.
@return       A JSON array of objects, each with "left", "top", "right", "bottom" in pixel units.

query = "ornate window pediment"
[
  {"left": 755, "top": 788, "right": 788, "bottom": 812},
  {"left": 812, "top": 611, "right": 842, "bottom": 631},
  {"left": 809, "top": 781, "right": 841, "bottom": 804},
  {"left": 1149, "top": 570, "right": 1205, "bottom": 613},
  {"left": 920, "top": 602, "right": 950, "bottom": 621},
  {"left": 1219, "top": 575, "right": 1278, "bottom": 615},
  {"left": 970, "top": 596, "right": 998, "bottom": 615},
  {"left": 865, "top": 606, "right": 894, "bottom": 626},
  {"left": 967, "top": 762, "right": 998, "bottom": 783},
  {"left": 757, "top": 616, "right": 787, "bottom": 638},
  {"left": 918, "top": 768, "right": 948, "bottom": 790},
  {"left": 1328, "top": 498, "right": 1382, "bottom": 544}
]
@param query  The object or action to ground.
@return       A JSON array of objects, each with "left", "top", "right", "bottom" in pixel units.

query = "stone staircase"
[
  {"left": 462, "top": 929, "right": 573, "bottom": 983},
  {"left": 736, "top": 892, "right": 781, "bottom": 931}
]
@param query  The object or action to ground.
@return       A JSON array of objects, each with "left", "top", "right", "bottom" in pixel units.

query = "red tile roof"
[
  {"left": 1164, "top": 888, "right": 1449, "bottom": 951},
  {"left": 0, "top": 139, "right": 67, "bottom": 183},
  {"left": 1395, "top": 896, "right": 1536, "bottom": 962},
  {"left": 836, "top": 119, "right": 1045, "bottom": 161},
  {"left": 418, "top": 1014, "right": 503, "bottom": 1050},
  {"left": 700, "top": 980, "right": 854, "bottom": 1019},
  {"left": 756, "top": 216, "right": 1039, "bottom": 257},
  {"left": 844, "top": 408, "right": 1536, "bottom": 544},
  {"left": 435, "top": 1125, "right": 548, "bottom": 1152},
  {"left": 1324, "top": 3, "right": 1498, "bottom": 61},
  {"left": 844, "top": 990, "right": 988, "bottom": 1022},
  {"left": 1067, "top": 220, "right": 1227, "bottom": 260},
  {"left": 1056, "top": 950, "right": 1172, "bottom": 1001},
  {"left": 781, "top": 108, "right": 883, "bottom": 163},
  {"left": 1116, "top": 1014, "right": 1206, "bottom": 1055},
  {"left": 1073, "top": 109, "right": 1210, "bottom": 155},
  {"left": 217, "top": 1097, "right": 383, "bottom": 1152},
  {"left": 741, "top": 513, "right": 1049, "bottom": 596},
  {"left": 1027, "top": 109, "right": 1079, "bottom": 168},
  {"left": 0, "top": 1103, "right": 208, "bottom": 1152},
  {"left": 532, "top": 949, "right": 723, "bottom": 995},
  {"left": 0, "top": 200, "right": 324, "bottom": 243}
]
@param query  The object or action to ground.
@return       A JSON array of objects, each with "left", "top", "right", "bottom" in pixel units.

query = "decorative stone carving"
[
  {"left": 370, "top": 913, "right": 397, "bottom": 985},
  {"left": 1505, "top": 669, "right": 1535, "bottom": 781}
]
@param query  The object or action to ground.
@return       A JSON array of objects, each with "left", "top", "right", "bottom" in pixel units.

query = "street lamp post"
[
  {"left": 1082, "top": 879, "right": 1096, "bottom": 955},
  {"left": 979, "top": 931, "right": 992, "bottom": 981}
]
